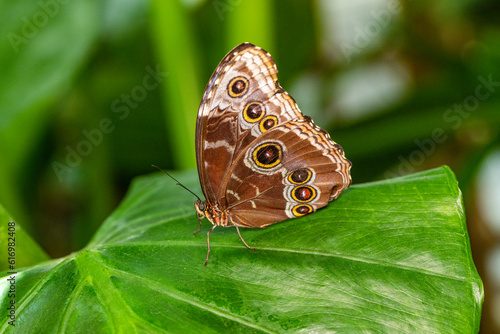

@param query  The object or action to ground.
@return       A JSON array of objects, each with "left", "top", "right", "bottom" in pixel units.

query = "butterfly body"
[
  {"left": 194, "top": 43, "right": 351, "bottom": 264},
  {"left": 195, "top": 200, "right": 230, "bottom": 227}
]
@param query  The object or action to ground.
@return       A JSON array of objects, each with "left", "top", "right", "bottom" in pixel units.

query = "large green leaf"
[{"left": 0, "top": 166, "right": 482, "bottom": 332}]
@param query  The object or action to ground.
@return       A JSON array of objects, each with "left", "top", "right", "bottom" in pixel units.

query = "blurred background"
[{"left": 0, "top": 0, "right": 498, "bottom": 331}]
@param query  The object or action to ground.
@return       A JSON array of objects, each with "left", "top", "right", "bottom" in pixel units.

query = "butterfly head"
[{"left": 195, "top": 200, "right": 207, "bottom": 219}]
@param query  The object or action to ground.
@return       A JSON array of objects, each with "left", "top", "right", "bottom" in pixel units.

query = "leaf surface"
[{"left": 0, "top": 166, "right": 483, "bottom": 333}]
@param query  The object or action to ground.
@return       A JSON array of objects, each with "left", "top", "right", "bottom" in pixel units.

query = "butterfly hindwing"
[{"left": 222, "top": 118, "right": 351, "bottom": 227}]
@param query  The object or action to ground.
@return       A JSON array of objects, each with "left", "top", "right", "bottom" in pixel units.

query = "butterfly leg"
[
  {"left": 204, "top": 225, "right": 217, "bottom": 266},
  {"left": 193, "top": 214, "right": 203, "bottom": 234},
  {"left": 236, "top": 226, "right": 257, "bottom": 250}
]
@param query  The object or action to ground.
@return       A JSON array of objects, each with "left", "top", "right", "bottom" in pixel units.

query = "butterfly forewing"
[{"left": 196, "top": 44, "right": 306, "bottom": 205}]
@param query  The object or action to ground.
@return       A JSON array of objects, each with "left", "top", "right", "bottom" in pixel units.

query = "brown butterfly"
[{"left": 190, "top": 43, "right": 352, "bottom": 265}]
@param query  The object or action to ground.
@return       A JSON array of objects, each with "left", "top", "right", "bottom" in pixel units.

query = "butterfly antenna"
[{"left": 151, "top": 165, "right": 202, "bottom": 202}]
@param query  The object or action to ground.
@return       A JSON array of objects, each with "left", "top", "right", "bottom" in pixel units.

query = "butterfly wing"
[
  {"left": 196, "top": 43, "right": 303, "bottom": 205},
  {"left": 223, "top": 117, "right": 351, "bottom": 228},
  {"left": 196, "top": 43, "right": 351, "bottom": 228}
]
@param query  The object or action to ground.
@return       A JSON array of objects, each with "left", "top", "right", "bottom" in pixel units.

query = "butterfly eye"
[
  {"left": 243, "top": 102, "right": 265, "bottom": 123},
  {"left": 259, "top": 115, "right": 278, "bottom": 133},
  {"left": 228, "top": 76, "right": 249, "bottom": 97},
  {"left": 292, "top": 204, "right": 313, "bottom": 217},
  {"left": 288, "top": 168, "right": 312, "bottom": 184},
  {"left": 197, "top": 202, "right": 206, "bottom": 211}
]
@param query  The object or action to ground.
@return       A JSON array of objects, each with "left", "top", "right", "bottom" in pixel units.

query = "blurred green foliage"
[{"left": 0, "top": 0, "right": 498, "bottom": 331}]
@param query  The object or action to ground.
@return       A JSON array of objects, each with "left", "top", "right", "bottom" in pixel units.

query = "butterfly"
[{"left": 190, "top": 43, "right": 351, "bottom": 265}]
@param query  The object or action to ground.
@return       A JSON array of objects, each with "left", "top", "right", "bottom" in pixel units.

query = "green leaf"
[
  {"left": 225, "top": 0, "right": 274, "bottom": 51},
  {"left": 0, "top": 204, "right": 49, "bottom": 271},
  {"left": 150, "top": 0, "right": 200, "bottom": 170},
  {"left": 0, "top": 166, "right": 482, "bottom": 332}
]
